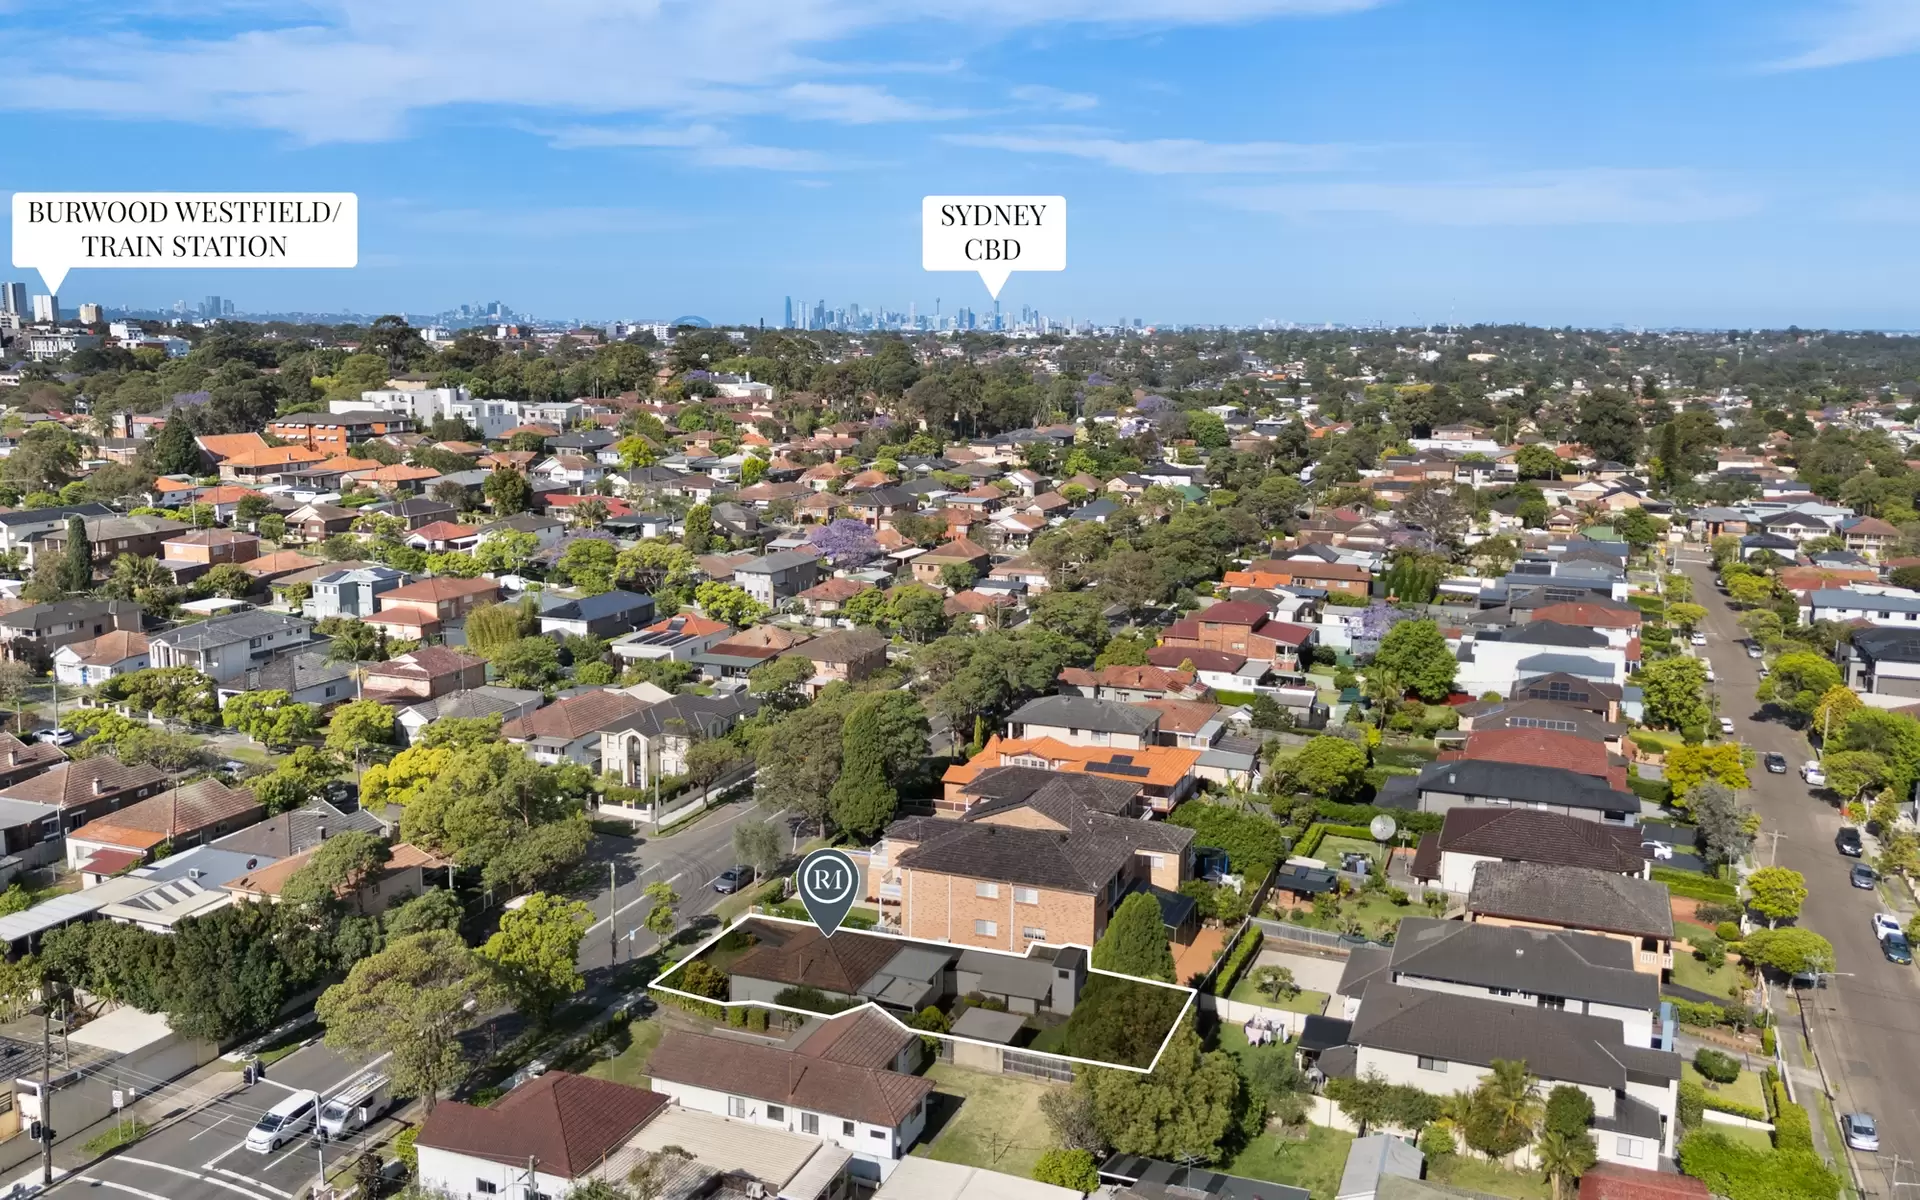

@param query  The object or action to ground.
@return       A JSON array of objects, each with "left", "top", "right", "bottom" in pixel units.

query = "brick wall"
[{"left": 901, "top": 868, "right": 1098, "bottom": 951}]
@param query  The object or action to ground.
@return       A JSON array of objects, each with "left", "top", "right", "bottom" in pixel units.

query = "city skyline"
[{"left": 2, "top": 3, "right": 1918, "bottom": 327}]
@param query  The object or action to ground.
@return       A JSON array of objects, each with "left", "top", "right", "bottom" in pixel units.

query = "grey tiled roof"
[
  {"left": 1010, "top": 695, "right": 1161, "bottom": 737},
  {"left": 1387, "top": 917, "right": 1658, "bottom": 1011},
  {"left": 1466, "top": 861, "right": 1673, "bottom": 940},
  {"left": 151, "top": 609, "right": 311, "bottom": 650},
  {"left": 1435, "top": 807, "right": 1646, "bottom": 873},
  {"left": 1416, "top": 760, "right": 1634, "bottom": 813}
]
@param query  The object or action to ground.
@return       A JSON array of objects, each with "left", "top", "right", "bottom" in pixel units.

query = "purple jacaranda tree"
[{"left": 808, "top": 518, "right": 882, "bottom": 568}]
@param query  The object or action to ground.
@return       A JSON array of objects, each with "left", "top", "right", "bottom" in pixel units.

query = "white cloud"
[
  {"left": 540, "top": 124, "right": 838, "bottom": 171},
  {"left": 0, "top": 0, "right": 1387, "bottom": 142},
  {"left": 1209, "top": 169, "right": 1759, "bottom": 225},
  {"left": 1772, "top": 0, "right": 1920, "bottom": 69},
  {"left": 1010, "top": 84, "right": 1099, "bottom": 111},
  {"left": 945, "top": 130, "right": 1357, "bottom": 173}
]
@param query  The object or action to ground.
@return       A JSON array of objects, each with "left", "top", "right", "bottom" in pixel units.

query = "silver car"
[{"left": 1844, "top": 1112, "right": 1878, "bottom": 1152}]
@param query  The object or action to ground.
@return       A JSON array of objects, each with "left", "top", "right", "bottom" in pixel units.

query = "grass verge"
[{"left": 83, "top": 1120, "right": 151, "bottom": 1157}]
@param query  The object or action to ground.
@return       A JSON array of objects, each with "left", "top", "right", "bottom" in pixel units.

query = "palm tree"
[
  {"left": 1536, "top": 1128, "right": 1596, "bottom": 1200},
  {"left": 1482, "top": 1059, "right": 1545, "bottom": 1148}
]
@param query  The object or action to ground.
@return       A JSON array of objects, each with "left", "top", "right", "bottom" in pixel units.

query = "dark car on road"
[
  {"left": 1837, "top": 827, "right": 1865, "bottom": 857},
  {"left": 1763, "top": 752, "right": 1787, "bottom": 774},
  {"left": 1885, "top": 933, "right": 1913, "bottom": 966},
  {"left": 713, "top": 865, "right": 754, "bottom": 894},
  {"left": 1852, "top": 863, "right": 1879, "bottom": 889}
]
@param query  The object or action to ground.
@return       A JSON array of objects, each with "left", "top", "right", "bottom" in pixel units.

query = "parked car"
[
  {"left": 713, "top": 865, "right": 754, "bottom": 894},
  {"left": 1804, "top": 761, "right": 1827, "bottom": 787},
  {"left": 1705, "top": 666, "right": 1717, "bottom": 682},
  {"left": 1763, "top": 752, "right": 1787, "bottom": 774},
  {"left": 1845, "top": 1113, "right": 1880, "bottom": 1152},
  {"left": 1885, "top": 933, "right": 1913, "bottom": 966},
  {"left": 1718, "top": 716, "right": 1735, "bottom": 735},
  {"left": 1837, "top": 826, "right": 1864, "bottom": 857},
  {"left": 1641, "top": 840, "right": 1675, "bottom": 861},
  {"left": 1851, "top": 862, "right": 1878, "bottom": 889},
  {"left": 32, "top": 728, "right": 75, "bottom": 746},
  {"left": 1873, "top": 912, "right": 1903, "bottom": 940},
  {"left": 1747, "top": 643, "right": 1763, "bottom": 659},
  {"left": 1690, "top": 631, "right": 1707, "bottom": 646}
]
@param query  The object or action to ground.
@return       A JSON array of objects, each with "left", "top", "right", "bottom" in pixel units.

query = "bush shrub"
[
  {"left": 1656, "top": 867, "right": 1739, "bottom": 903},
  {"left": 1771, "top": 1081, "right": 1813, "bottom": 1153},
  {"left": 1716, "top": 921, "right": 1744, "bottom": 943},
  {"left": 1678, "top": 1131, "right": 1841, "bottom": 1200},
  {"left": 1209, "top": 925, "right": 1264, "bottom": 997},
  {"left": 1673, "top": 998, "right": 1729, "bottom": 1027},
  {"left": 747, "top": 1007, "right": 767, "bottom": 1032},
  {"left": 1694, "top": 1048, "right": 1741, "bottom": 1084},
  {"left": 1702, "top": 1095, "right": 1769, "bottom": 1122},
  {"left": 1033, "top": 1148, "right": 1100, "bottom": 1192},
  {"left": 1678, "top": 1079, "right": 1705, "bottom": 1128},
  {"left": 1761, "top": 1026, "right": 1777, "bottom": 1056}
]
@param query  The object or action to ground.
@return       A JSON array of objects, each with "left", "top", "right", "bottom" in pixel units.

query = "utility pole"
[
  {"left": 1763, "top": 829, "right": 1787, "bottom": 866},
  {"left": 608, "top": 862, "right": 618, "bottom": 961},
  {"left": 39, "top": 998, "right": 52, "bottom": 1188}
]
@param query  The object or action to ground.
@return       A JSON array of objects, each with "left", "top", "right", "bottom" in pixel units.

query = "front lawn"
[
  {"left": 914, "top": 1062, "right": 1055, "bottom": 1179},
  {"left": 581, "top": 1017, "right": 665, "bottom": 1089},
  {"left": 1684, "top": 1062, "right": 1767, "bottom": 1114},
  {"left": 1316, "top": 836, "right": 1384, "bottom": 869},
  {"left": 1704, "top": 1122, "right": 1776, "bottom": 1153},
  {"left": 1221, "top": 1124, "right": 1353, "bottom": 1199},
  {"left": 1433, "top": 1156, "right": 1552, "bottom": 1200},
  {"left": 1670, "top": 949, "right": 1743, "bottom": 1000},
  {"left": 1226, "top": 976, "right": 1329, "bottom": 1015},
  {"left": 1272, "top": 890, "right": 1416, "bottom": 942}
]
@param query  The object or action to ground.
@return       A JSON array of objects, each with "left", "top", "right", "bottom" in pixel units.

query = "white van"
[
  {"left": 247, "top": 1089, "right": 319, "bottom": 1153},
  {"left": 318, "top": 1075, "right": 392, "bottom": 1140}
]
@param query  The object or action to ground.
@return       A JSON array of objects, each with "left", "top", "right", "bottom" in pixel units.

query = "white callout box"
[{"left": 922, "top": 195, "right": 1065, "bottom": 300}]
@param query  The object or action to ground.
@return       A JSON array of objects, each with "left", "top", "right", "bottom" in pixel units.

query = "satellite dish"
[{"left": 1369, "top": 815, "right": 1398, "bottom": 842}]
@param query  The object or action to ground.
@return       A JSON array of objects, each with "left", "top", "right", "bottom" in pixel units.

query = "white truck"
[{"left": 318, "top": 1074, "right": 392, "bottom": 1140}]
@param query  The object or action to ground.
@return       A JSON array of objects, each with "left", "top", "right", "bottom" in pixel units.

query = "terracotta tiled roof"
[
  {"left": 356, "top": 464, "right": 441, "bottom": 483},
  {"left": 1530, "top": 602, "right": 1643, "bottom": 629},
  {"left": 1136, "top": 698, "right": 1221, "bottom": 736},
  {"left": 361, "top": 647, "right": 486, "bottom": 680},
  {"left": 1438, "top": 728, "right": 1624, "bottom": 789},
  {"left": 408, "top": 521, "right": 479, "bottom": 541},
  {"left": 229, "top": 840, "right": 443, "bottom": 898},
  {"left": 416, "top": 1072, "right": 668, "bottom": 1178},
  {"left": 380, "top": 577, "right": 499, "bottom": 603},
  {"left": 943, "top": 735, "right": 1200, "bottom": 790},
  {"left": 727, "top": 920, "right": 900, "bottom": 993},
  {"left": 0, "top": 757, "right": 165, "bottom": 810},
  {"left": 221, "top": 446, "right": 328, "bottom": 469},
  {"left": 69, "top": 778, "right": 261, "bottom": 849},
  {"left": 60, "top": 630, "right": 148, "bottom": 666},
  {"left": 196, "top": 433, "right": 271, "bottom": 462},
  {"left": 920, "top": 536, "right": 989, "bottom": 563},
  {"left": 797, "top": 577, "right": 873, "bottom": 604}
]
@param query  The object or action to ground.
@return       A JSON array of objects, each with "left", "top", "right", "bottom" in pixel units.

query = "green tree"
[
  {"left": 200, "top": 562, "right": 254, "bottom": 599},
  {"left": 316, "top": 930, "right": 493, "bottom": 1112},
  {"left": 383, "top": 889, "right": 464, "bottom": 939},
  {"left": 1838, "top": 708, "right": 1920, "bottom": 796},
  {"left": 1667, "top": 743, "right": 1750, "bottom": 800},
  {"left": 1745, "top": 866, "right": 1808, "bottom": 927},
  {"left": 318, "top": 615, "right": 385, "bottom": 663},
  {"left": 478, "top": 892, "right": 589, "bottom": 1023},
  {"left": 1033, "top": 1149, "right": 1100, "bottom": 1192},
  {"left": 1250, "top": 965, "right": 1299, "bottom": 1004},
  {"left": 489, "top": 636, "right": 563, "bottom": 689},
  {"left": 682, "top": 503, "right": 713, "bottom": 555},
  {"left": 1668, "top": 602, "right": 1707, "bottom": 633},
  {"left": 1515, "top": 444, "right": 1563, "bottom": 480},
  {"left": 1572, "top": 388, "right": 1643, "bottom": 466},
  {"left": 694, "top": 581, "right": 767, "bottom": 627},
  {"left": 641, "top": 881, "right": 678, "bottom": 938},
  {"left": 221, "top": 690, "right": 321, "bottom": 751},
  {"left": 58, "top": 515, "right": 92, "bottom": 593},
  {"left": 474, "top": 529, "right": 540, "bottom": 576},
  {"left": 1740, "top": 927, "right": 1836, "bottom": 977},
  {"left": 755, "top": 706, "right": 843, "bottom": 836},
  {"left": 1091, "top": 892, "right": 1176, "bottom": 983},
  {"left": 1087, "top": 1022, "right": 1240, "bottom": 1161},
  {"left": 280, "top": 830, "right": 389, "bottom": 909},
  {"left": 483, "top": 467, "right": 532, "bottom": 515},
  {"left": 1822, "top": 749, "right": 1888, "bottom": 802},
  {"left": 731, "top": 818, "right": 784, "bottom": 880},
  {"left": 1283, "top": 736, "right": 1368, "bottom": 801},
  {"left": 1637, "top": 655, "right": 1711, "bottom": 732},
  {"left": 465, "top": 598, "right": 541, "bottom": 655},
  {"left": 1767, "top": 652, "right": 1843, "bottom": 720},
  {"left": 1690, "top": 782, "right": 1757, "bottom": 867},
  {"left": 325, "top": 699, "right": 397, "bottom": 758},
  {"left": 828, "top": 705, "right": 897, "bottom": 839},
  {"left": 747, "top": 653, "right": 815, "bottom": 708},
  {"left": 1468, "top": 1059, "right": 1543, "bottom": 1157},
  {"left": 1372, "top": 620, "right": 1456, "bottom": 702}
]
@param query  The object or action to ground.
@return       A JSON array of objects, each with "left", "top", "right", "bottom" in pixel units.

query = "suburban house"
[
  {"left": 301, "top": 565, "right": 412, "bottom": 621},
  {"left": 0, "top": 600, "right": 143, "bottom": 660},
  {"left": 608, "top": 614, "right": 732, "bottom": 664},
  {"left": 538, "top": 590, "right": 655, "bottom": 640},
  {"left": 216, "top": 651, "right": 358, "bottom": 709},
  {"left": 227, "top": 840, "right": 443, "bottom": 911},
  {"left": 0, "top": 503, "right": 114, "bottom": 561},
  {"left": 0, "top": 756, "right": 170, "bottom": 834},
  {"left": 0, "top": 733, "right": 67, "bottom": 790},
  {"left": 1456, "top": 622, "right": 1629, "bottom": 697},
  {"left": 212, "top": 799, "right": 388, "bottom": 860},
  {"left": 732, "top": 550, "right": 825, "bottom": 606},
  {"left": 1842, "top": 627, "right": 1920, "bottom": 698},
  {"left": 647, "top": 1027, "right": 934, "bottom": 1183},
  {"left": 1411, "top": 807, "right": 1652, "bottom": 895},
  {"left": 599, "top": 693, "right": 759, "bottom": 788},
  {"left": 1467, "top": 861, "right": 1675, "bottom": 977},
  {"left": 1402, "top": 760, "right": 1640, "bottom": 827},
  {"left": 1007, "top": 695, "right": 1163, "bottom": 750},
  {"left": 879, "top": 765, "right": 1194, "bottom": 952},
  {"left": 1158, "top": 601, "right": 1315, "bottom": 672},
  {"left": 1055, "top": 664, "right": 1209, "bottom": 703},
  {"left": 1438, "top": 728, "right": 1627, "bottom": 789},
  {"left": 798, "top": 628, "right": 889, "bottom": 694},
  {"left": 1223, "top": 559, "right": 1372, "bottom": 598},
  {"left": 1335, "top": 918, "right": 1664, "bottom": 1048},
  {"left": 414, "top": 1072, "right": 670, "bottom": 1200},
  {"left": 38, "top": 515, "right": 192, "bottom": 576},
  {"left": 1451, "top": 697, "right": 1624, "bottom": 753},
  {"left": 51, "top": 630, "right": 150, "bottom": 686},
  {"left": 395, "top": 686, "right": 544, "bottom": 744},
  {"left": 503, "top": 690, "right": 650, "bottom": 767},
  {"left": 911, "top": 538, "right": 992, "bottom": 589},
  {"left": 1325, "top": 982, "right": 1679, "bottom": 1164},
  {"left": 63, "top": 779, "right": 263, "bottom": 878},
  {"left": 359, "top": 647, "right": 490, "bottom": 704},
  {"left": 941, "top": 736, "right": 1202, "bottom": 815},
  {"left": 284, "top": 503, "right": 356, "bottom": 543},
  {"left": 147, "top": 610, "right": 317, "bottom": 684}
]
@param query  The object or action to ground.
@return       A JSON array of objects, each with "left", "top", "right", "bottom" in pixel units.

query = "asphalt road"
[
  {"left": 1683, "top": 554, "right": 1920, "bottom": 1193},
  {"left": 572, "top": 797, "right": 789, "bottom": 975},
  {"left": 47, "top": 1042, "right": 378, "bottom": 1200}
]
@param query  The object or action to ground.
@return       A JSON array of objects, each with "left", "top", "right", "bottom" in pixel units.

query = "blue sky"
[{"left": 4, "top": 0, "right": 1919, "bottom": 328}]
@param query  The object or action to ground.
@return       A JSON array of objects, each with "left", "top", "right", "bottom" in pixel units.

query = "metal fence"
[
  {"left": 1253, "top": 917, "right": 1389, "bottom": 953},
  {"left": 1002, "top": 1049, "right": 1076, "bottom": 1084}
]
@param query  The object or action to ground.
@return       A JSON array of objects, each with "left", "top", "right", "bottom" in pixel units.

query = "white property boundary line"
[{"left": 648, "top": 913, "right": 1198, "bottom": 1075}]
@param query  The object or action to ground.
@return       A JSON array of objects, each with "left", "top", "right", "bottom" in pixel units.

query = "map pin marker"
[{"left": 796, "top": 848, "right": 860, "bottom": 938}]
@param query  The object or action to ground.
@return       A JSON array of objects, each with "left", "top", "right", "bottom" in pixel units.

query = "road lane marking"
[
  {"left": 263, "top": 1138, "right": 313, "bottom": 1175},
  {"left": 205, "top": 1140, "right": 245, "bottom": 1169},
  {"left": 213, "top": 1166, "right": 294, "bottom": 1198},
  {"left": 117, "top": 1156, "right": 276, "bottom": 1200},
  {"left": 77, "top": 1176, "right": 172, "bottom": 1200},
  {"left": 190, "top": 1113, "right": 232, "bottom": 1140}
]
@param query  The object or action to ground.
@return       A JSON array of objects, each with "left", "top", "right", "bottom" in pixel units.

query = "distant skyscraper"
[
  {"left": 77, "top": 304, "right": 102, "bottom": 324},
  {"left": 0, "top": 283, "right": 24, "bottom": 317},
  {"left": 783, "top": 296, "right": 793, "bottom": 329},
  {"left": 222, "top": 298, "right": 236, "bottom": 316},
  {"left": 201, "top": 295, "right": 223, "bottom": 320},
  {"left": 32, "top": 295, "right": 57, "bottom": 323}
]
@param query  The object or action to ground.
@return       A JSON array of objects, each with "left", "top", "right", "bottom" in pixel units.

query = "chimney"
[
  {"left": 316, "top": 823, "right": 327, "bottom": 841},
  {"left": 6, "top": 751, "right": 15, "bottom": 766},
  {"left": 92, "top": 777, "right": 106, "bottom": 796}
]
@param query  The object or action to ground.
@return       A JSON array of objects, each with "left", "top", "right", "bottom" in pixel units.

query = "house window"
[
  {"left": 1022, "top": 926, "right": 1047, "bottom": 941},
  {"left": 975, "top": 882, "right": 999, "bottom": 899},
  {"left": 801, "top": 1113, "right": 819, "bottom": 1135},
  {"left": 475, "top": 1183, "right": 499, "bottom": 1195},
  {"left": 1014, "top": 887, "right": 1039, "bottom": 905},
  {"left": 974, "top": 920, "right": 997, "bottom": 937},
  {"left": 768, "top": 1105, "right": 785, "bottom": 1122},
  {"left": 1541, "top": 996, "right": 1566, "bottom": 1011},
  {"left": 727, "top": 1096, "right": 747, "bottom": 1118},
  {"left": 1416, "top": 1056, "right": 1447, "bottom": 1073},
  {"left": 1616, "top": 1137, "right": 1643, "bottom": 1159},
  {"left": 841, "top": 1120, "right": 855, "bottom": 1137}
]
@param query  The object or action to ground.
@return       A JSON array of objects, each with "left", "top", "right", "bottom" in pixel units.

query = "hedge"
[
  {"left": 1702, "top": 1095, "right": 1770, "bottom": 1123},
  {"left": 1771, "top": 1080, "right": 1812, "bottom": 1153},
  {"left": 1672, "top": 998, "right": 1729, "bottom": 1027},
  {"left": 1314, "top": 800, "right": 1443, "bottom": 836},
  {"left": 1294, "top": 822, "right": 1376, "bottom": 861},
  {"left": 1629, "top": 776, "right": 1673, "bottom": 806},
  {"left": 1677, "top": 1131, "right": 1841, "bottom": 1200},
  {"left": 1655, "top": 866, "right": 1738, "bottom": 903},
  {"left": 649, "top": 986, "right": 723, "bottom": 1022},
  {"left": 1210, "top": 925, "right": 1264, "bottom": 997}
]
